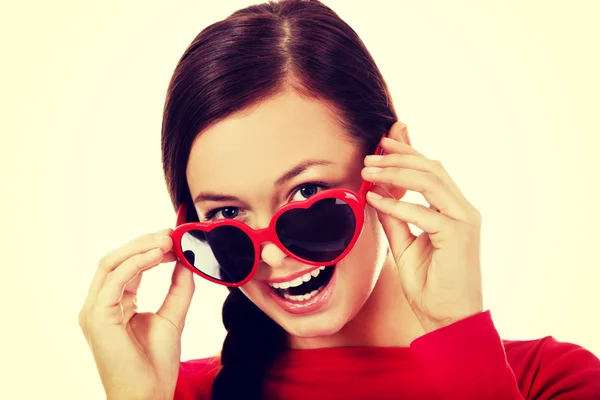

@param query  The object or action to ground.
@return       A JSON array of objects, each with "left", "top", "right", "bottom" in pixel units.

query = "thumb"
[
  {"left": 157, "top": 261, "right": 195, "bottom": 332},
  {"left": 370, "top": 185, "right": 422, "bottom": 300},
  {"left": 370, "top": 185, "right": 415, "bottom": 254}
]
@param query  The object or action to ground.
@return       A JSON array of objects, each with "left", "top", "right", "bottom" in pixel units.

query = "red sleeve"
[
  {"left": 410, "top": 310, "right": 600, "bottom": 399},
  {"left": 173, "top": 357, "right": 220, "bottom": 400},
  {"left": 506, "top": 335, "right": 600, "bottom": 399}
]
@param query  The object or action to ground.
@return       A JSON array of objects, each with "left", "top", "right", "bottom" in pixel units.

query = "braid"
[{"left": 211, "top": 287, "right": 287, "bottom": 400}]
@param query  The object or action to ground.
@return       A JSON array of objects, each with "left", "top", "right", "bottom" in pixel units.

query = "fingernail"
[
  {"left": 363, "top": 167, "right": 382, "bottom": 174},
  {"left": 156, "top": 228, "right": 173, "bottom": 236},
  {"left": 366, "top": 191, "right": 382, "bottom": 200},
  {"left": 382, "top": 137, "right": 397, "bottom": 144},
  {"left": 365, "top": 155, "right": 383, "bottom": 162}
]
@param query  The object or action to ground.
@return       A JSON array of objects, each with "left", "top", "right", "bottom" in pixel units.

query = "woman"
[{"left": 78, "top": 1, "right": 600, "bottom": 399}]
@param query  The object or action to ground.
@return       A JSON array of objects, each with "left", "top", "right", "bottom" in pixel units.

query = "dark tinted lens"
[
  {"left": 275, "top": 198, "right": 356, "bottom": 262},
  {"left": 180, "top": 226, "right": 255, "bottom": 284}
]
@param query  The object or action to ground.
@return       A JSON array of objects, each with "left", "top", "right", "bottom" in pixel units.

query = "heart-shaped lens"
[
  {"left": 181, "top": 225, "right": 255, "bottom": 284},
  {"left": 275, "top": 197, "right": 356, "bottom": 262}
]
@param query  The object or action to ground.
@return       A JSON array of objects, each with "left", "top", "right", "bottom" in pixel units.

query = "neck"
[{"left": 289, "top": 252, "right": 425, "bottom": 349}]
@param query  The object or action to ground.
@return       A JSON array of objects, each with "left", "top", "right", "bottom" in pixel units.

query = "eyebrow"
[{"left": 193, "top": 159, "right": 334, "bottom": 205}]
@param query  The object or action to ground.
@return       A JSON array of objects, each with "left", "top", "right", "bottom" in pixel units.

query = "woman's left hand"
[{"left": 361, "top": 121, "right": 483, "bottom": 334}]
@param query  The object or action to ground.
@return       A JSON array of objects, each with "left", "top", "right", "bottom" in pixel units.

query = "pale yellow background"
[{"left": 1, "top": 0, "right": 599, "bottom": 398}]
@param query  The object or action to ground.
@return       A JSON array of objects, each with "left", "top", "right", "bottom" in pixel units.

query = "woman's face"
[{"left": 186, "top": 89, "right": 388, "bottom": 339}]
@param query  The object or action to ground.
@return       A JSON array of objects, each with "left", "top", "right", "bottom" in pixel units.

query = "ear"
[{"left": 388, "top": 120, "right": 411, "bottom": 146}]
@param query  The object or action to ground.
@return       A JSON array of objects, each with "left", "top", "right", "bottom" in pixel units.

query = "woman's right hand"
[{"left": 78, "top": 229, "right": 195, "bottom": 400}]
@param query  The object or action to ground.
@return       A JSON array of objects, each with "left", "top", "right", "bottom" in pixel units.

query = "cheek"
[
  {"left": 234, "top": 208, "right": 387, "bottom": 337},
  {"left": 337, "top": 207, "right": 387, "bottom": 292},
  {"left": 238, "top": 281, "right": 266, "bottom": 307},
  {"left": 238, "top": 278, "right": 281, "bottom": 319},
  {"left": 346, "top": 207, "right": 386, "bottom": 269}
]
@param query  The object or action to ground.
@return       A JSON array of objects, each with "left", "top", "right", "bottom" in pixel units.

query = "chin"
[
  {"left": 278, "top": 313, "right": 348, "bottom": 338},
  {"left": 243, "top": 263, "right": 368, "bottom": 340}
]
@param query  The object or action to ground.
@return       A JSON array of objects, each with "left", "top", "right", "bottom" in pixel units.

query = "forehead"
[{"left": 186, "top": 90, "right": 361, "bottom": 197}]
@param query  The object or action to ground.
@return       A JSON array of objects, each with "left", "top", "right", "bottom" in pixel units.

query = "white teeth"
[
  {"left": 269, "top": 267, "right": 325, "bottom": 289},
  {"left": 283, "top": 285, "right": 325, "bottom": 302},
  {"left": 279, "top": 281, "right": 290, "bottom": 289},
  {"left": 290, "top": 277, "right": 304, "bottom": 287}
]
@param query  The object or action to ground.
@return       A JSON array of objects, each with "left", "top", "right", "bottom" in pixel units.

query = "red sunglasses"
[{"left": 170, "top": 135, "right": 385, "bottom": 287}]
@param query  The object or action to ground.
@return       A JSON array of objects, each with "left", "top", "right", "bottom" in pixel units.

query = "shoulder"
[
  {"left": 503, "top": 336, "right": 600, "bottom": 398},
  {"left": 411, "top": 312, "right": 600, "bottom": 397},
  {"left": 174, "top": 356, "right": 221, "bottom": 400}
]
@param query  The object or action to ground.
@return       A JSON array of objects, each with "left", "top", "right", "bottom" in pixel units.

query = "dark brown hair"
[{"left": 161, "top": 0, "right": 397, "bottom": 398}]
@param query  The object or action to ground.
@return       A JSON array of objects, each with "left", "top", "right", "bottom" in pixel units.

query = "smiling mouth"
[{"left": 268, "top": 265, "right": 336, "bottom": 301}]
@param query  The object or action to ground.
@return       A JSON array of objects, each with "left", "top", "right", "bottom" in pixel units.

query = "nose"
[
  {"left": 260, "top": 242, "right": 288, "bottom": 269},
  {"left": 253, "top": 207, "right": 288, "bottom": 269}
]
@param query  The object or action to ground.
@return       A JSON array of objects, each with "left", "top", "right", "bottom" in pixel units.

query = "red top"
[{"left": 174, "top": 311, "right": 600, "bottom": 399}]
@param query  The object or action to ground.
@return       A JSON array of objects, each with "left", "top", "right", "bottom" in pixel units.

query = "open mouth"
[{"left": 268, "top": 265, "right": 336, "bottom": 302}]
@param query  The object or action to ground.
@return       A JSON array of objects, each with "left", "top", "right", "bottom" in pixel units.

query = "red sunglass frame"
[{"left": 170, "top": 135, "right": 385, "bottom": 287}]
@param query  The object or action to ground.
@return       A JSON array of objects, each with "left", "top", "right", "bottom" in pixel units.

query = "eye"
[
  {"left": 290, "top": 182, "right": 329, "bottom": 202},
  {"left": 204, "top": 206, "right": 240, "bottom": 221}
]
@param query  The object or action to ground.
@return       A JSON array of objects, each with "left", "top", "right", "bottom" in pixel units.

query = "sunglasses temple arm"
[
  {"left": 176, "top": 203, "right": 187, "bottom": 227},
  {"left": 358, "top": 134, "right": 386, "bottom": 199}
]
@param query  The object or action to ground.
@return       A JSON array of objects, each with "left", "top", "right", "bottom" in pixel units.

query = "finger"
[
  {"left": 94, "top": 248, "right": 167, "bottom": 323},
  {"left": 366, "top": 192, "right": 455, "bottom": 247},
  {"left": 364, "top": 153, "right": 430, "bottom": 199},
  {"left": 369, "top": 184, "right": 416, "bottom": 247},
  {"left": 85, "top": 230, "right": 173, "bottom": 306},
  {"left": 379, "top": 139, "right": 476, "bottom": 211},
  {"left": 157, "top": 261, "right": 195, "bottom": 332},
  {"left": 365, "top": 153, "right": 431, "bottom": 200},
  {"left": 362, "top": 167, "right": 468, "bottom": 221},
  {"left": 123, "top": 274, "right": 142, "bottom": 297},
  {"left": 365, "top": 153, "right": 430, "bottom": 171},
  {"left": 102, "top": 229, "right": 173, "bottom": 272},
  {"left": 120, "top": 292, "right": 138, "bottom": 324}
]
